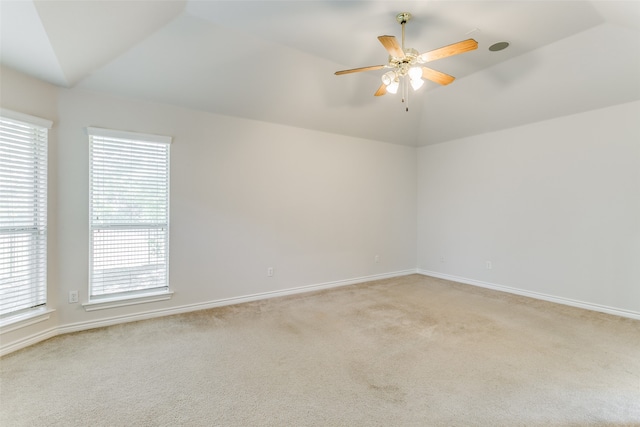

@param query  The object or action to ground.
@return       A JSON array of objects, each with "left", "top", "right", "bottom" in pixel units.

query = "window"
[
  {"left": 0, "top": 110, "right": 51, "bottom": 319},
  {"left": 88, "top": 127, "right": 171, "bottom": 301}
]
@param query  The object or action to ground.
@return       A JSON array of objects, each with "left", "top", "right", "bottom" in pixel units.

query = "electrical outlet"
[
  {"left": 486, "top": 261, "right": 492, "bottom": 270},
  {"left": 440, "top": 256, "right": 446, "bottom": 263},
  {"left": 374, "top": 255, "right": 380, "bottom": 263},
  {"left": 267, "top": 267, "right": 274, "bottom": 277},
  {"left": 69, "top": 290, "right": 79, "bottom": 304}
]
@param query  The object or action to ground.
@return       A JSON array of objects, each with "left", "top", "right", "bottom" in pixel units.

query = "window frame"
[
  {"left": 86, "top": 127, "right": 172, "bottom": 307},
  {"left": 0, "top": 109, "right": 52, "bottom": 325}
]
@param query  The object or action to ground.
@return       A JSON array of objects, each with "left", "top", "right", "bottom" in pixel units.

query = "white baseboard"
[
  {"left": 0, "top": 327, "right": 58, "bottom": 357},
  {"left": 1, "top": 269, "right": 416, "bottom": 356},
  {"left": 7, "top": 268, "right": 634, "bottom": 357},
  {"left": 417, "top": 269, "right": 640, "bottom": 320},
  {"left": 58, "top": 269, "right": 417, "bottom": 335}
]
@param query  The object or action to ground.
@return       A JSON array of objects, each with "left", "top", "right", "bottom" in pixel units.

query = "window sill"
[
  {"left": 0, "top": 307, "right": 56, "bottom": 334},
  {"left": 82, "top": 291, "right": 174, "bottom": 312}
]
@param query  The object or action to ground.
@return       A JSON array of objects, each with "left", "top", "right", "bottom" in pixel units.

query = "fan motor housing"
[{"left": 388, "top": 48, "right": 423, "bottom": 75}]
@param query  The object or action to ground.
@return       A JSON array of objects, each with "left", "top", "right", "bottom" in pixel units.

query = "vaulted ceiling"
[{"left": 1, "top": 1, "right": 639, "bottom": 146}]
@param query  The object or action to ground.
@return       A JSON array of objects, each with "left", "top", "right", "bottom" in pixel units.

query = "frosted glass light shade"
[
  {"left": 387, "top": 80, "right": 399, "bottom": 94},
  {"left": 408, "top": 66, "right": 423, "bottom": 80},
  {"left": 381, "top": 71, "right": 396, "bottom": 86}
]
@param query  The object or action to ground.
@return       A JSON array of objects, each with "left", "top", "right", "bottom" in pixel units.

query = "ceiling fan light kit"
[{"left": 335, "top": 12, "right": 478, "bottom": 112}]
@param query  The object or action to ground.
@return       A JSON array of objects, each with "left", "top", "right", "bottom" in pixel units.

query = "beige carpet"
[{"left": 1, "top": 274, "right": 639, "bottom": 426}]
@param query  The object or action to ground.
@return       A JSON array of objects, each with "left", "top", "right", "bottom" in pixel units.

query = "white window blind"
[
  {"left": 0, "top": 111, "right": 51, "bottom": 318},
  {"left": 88, "top": 127, "right": 171, "bottom": 300}
]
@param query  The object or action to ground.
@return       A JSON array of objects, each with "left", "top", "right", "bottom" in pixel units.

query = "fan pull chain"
[
  {"left": 401, "top": 77, "right": 409, "bottom": 112},
  {"left": 405, "top": 77, "right": 409, "bottom": 112}
]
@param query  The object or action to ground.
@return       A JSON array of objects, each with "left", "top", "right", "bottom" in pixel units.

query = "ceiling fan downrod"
[
  {"left": 397, "top": 12, "right": 411, "bottom": 51},
  {"left": 397, "top": 13, "right": 412, "bottom": 109}
]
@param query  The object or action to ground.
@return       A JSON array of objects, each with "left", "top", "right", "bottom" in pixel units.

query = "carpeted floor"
[{"left": 1, "top": 274, "right": 639, "bottom": 426}]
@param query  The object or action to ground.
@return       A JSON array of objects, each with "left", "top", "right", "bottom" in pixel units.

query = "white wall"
[
  {"left": 55, "top": 89, "right": 417, "bottom": 327},
  {"left": 417, "top": 101, "right": 640, "bottom": 314},
  {"left": 1, "top": 70, "right": 417, "bottom": 352}
]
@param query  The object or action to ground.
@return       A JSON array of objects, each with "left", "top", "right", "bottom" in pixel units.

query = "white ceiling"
[{"left": 1, "top": 1, "right": 639, "bottom": 146}]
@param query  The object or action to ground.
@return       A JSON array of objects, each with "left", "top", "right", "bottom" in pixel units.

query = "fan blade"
[
  {"left": 422, "top": 67, "right": 455, "bottom": 85},
  {"left": 335, "top": 65, "right": 385, "bottom": 75},
  {"left": 374, "top": 83, "right": 387, "bottom": 97},
  {"left": 378, "top": 35, "right": 405, "bottom": 58},
  {"left": 420, "top": 39, "right": 478, "bottom": 62}
]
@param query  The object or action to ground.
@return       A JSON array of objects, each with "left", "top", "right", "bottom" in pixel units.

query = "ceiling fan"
[{"left": 335, "top": 12, "right": 478, "bottom": 111}]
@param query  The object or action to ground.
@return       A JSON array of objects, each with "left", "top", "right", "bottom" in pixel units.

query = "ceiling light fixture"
[{"left": 335, "top": 12, "right": 478, "bottom": 112}]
